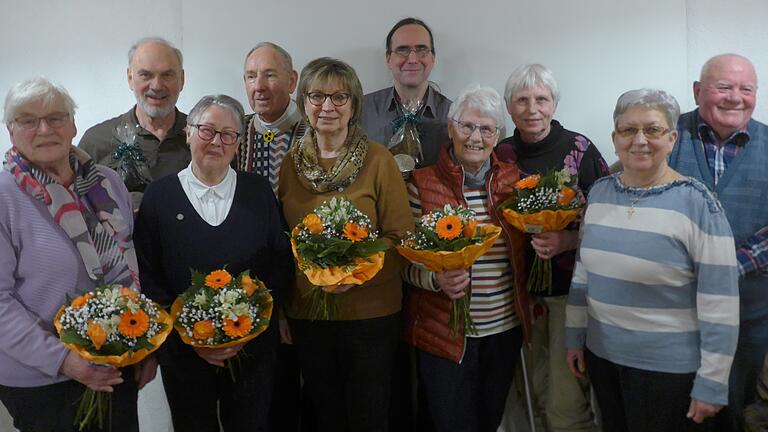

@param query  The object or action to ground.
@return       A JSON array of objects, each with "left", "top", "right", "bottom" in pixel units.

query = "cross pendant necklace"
[{"left": 626, "top": 192, "right": 648, "bottom": 218}]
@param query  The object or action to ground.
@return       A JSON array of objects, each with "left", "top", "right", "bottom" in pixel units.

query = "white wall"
[{"left": 1, "top": 1, "right": 767, "bottom": 431}]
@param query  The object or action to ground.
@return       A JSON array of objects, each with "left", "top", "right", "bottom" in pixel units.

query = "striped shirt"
[
  {"left": 404, "top": 183, "right": 518, "bottom": 337},
  {"left": 565, "top": 175, "right": 739, "bottom": 405}
]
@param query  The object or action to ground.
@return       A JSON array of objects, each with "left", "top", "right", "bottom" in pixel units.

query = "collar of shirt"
[
  {"left": 179, "top": 164, "right": 237, "bottom": 201},
  {"left": 385, "top": 86, "right": 437, "bottom": 118},
  {"left": 696, "top": 113, "right": 751, "bottom": 147}
]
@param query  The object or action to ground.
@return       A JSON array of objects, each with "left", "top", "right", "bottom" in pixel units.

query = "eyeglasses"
[
  {"left": 451, "top": 119, "right": 499, "bottom": 139},
  {"left": 192, "top": 124, "right": 240, "bottom": 145},
  {"left": 306, "top": 92, "right": 351, "bottom": 107},
  {"left": 13, "top": 113, "right": 70, "bottom": 130},
  {"left": 615, "top": 125, "right": 671, "bottom": 139},
  {"left": 390, "top": 46, "right": 433, "bottom": 58}
]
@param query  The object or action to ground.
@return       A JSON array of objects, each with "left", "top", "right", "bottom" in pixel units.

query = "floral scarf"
[
  {"left": 292, "top": 124, "right": 368, "bottom": 193},
  {"left": 3, "top": 146, "right": 139, "bottom": 290}
]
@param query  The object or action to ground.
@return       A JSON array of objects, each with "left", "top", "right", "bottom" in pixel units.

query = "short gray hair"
[
  {"left": 244, "top": 42, "right": 294, "bottom": 71},
  {"left": 448, "top": 84, "right": 506, "bottom": 134},
  {"left": 187, "top": 95, "right": 246, "bottom": 134},
  {"left": 128, "top": 37, "right": 183, "bottom": 68},
  {"left": 503, "top": 64, "right": 560, "bottom": 106},
  {"left": 613, "top": 88, "right": 680, "bottom": 129},
  {"left": 3, "top": 77, "right": 77, "bottom": 126}
]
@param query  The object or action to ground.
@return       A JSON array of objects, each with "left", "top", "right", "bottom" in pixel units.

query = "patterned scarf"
[
  {"left": 292, "top": 124, "right": 368, "bottom": 193},
  {"left": 3, "top": 146, "right": 139, "bottom": 290}
]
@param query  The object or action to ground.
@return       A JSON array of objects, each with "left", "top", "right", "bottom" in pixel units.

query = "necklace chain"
[{"left": 622, "top": 168, "right": 669, "bottom": 219}]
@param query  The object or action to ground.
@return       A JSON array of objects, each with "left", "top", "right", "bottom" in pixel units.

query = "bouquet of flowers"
[
  {"left": 396, "top": 204, "right": 502, "bottom": 336},
  {"left": 54, "top": 285, "right": 172, "bottom": 431},
  {"left": 170, "top": 269, "right": 273, "bottom": 379},
  {"left": 500, "top": 168, "right": 584, "bottom": 294},
  {"left": 290, "top": 197, "right": 389, "bottom": 320}
]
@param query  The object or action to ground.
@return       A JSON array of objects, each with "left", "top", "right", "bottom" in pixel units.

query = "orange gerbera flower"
[
  {"left": 557, "top": 187, "right": 577, "bottom": 206},
  {"left": 71, "top": 293, "right": 92, "bottom": 309},
  {"left": 463, "top": 219, "right": 478, "bottom": 238},
  {"left": 87, "top": 320, "right": 107, "bottom": 350},
  {"left": 342, "top": 222, "right": 368, "bottom": 242},
  {"left": 241, "top": 274, "right": 260, "bottom": 296},
  {"left": 205, "top": 270, "right": 232, "bottom": 289},
  {"left": 120, "top": 287, "right": 139, "bottom": 301},
  {"left": 302, "top": 213, "right": 324, "bottom": 235},
  {"left": 436, "top": 215, "right": 463, "bottom": 240},
  {"left": 223, "top": 316, "right": 253, "bottom": 338},
  {"left": 192, "top": 320, "right": 215, "bottom": 340},
  {"left": 118, "top": 309, "right": 150, "bottom": 338},
  {"left": 515, "top": 175, "right": 540, "bottom": 189}
]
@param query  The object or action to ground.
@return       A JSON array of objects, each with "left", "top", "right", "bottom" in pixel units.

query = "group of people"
[{"left": 0, "top": 15, "right": 766, "bottom": 432}]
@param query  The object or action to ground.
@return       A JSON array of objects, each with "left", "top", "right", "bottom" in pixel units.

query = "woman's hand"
[
  {"left": 687, "top": 399, "right": 722, "bottom": 424},
  {"left": 531, "top": 230, "right": 578, "bottom": 259},
  {"left": 193, "top": 343, "right": 244, "bottom": 367},
  {"left": 60, "top": 351, "right": 123, "bottom": 392},
  {"left": 434, "top": 269, "right": 470, "bottom": 300},
  {"left": 323, "top": 284, "right": 354, "bottom": 294},
  {"left": 133, "top": 355, "right": 158, "bottom": 390},
  {"left": 566, "top": 349, "right": 586, "bottom": 379}
]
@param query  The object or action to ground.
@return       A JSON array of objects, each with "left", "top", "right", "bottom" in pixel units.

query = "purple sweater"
[{"left": 0, "top": 167, "right": 133, "bottom": 387}]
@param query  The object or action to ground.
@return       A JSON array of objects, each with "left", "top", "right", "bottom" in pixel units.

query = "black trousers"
[
  {"left": 0, "top": 377, "right": 138, "bottom": 432},
  {"left": 160, "top": 323, "right": 278, "bottom": 432},
  {"left": 585, "top": 349, "right": 715, "bottom": 432},
  {"left": 418, "top": 326, "right": 523, "bottom": 432},
  {"left": 290, "top": 313, "right": 400, "bottom": 432}
]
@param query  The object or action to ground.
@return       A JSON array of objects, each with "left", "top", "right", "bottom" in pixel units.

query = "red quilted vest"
[{"left": 403, "top": 146, "right": 532, "bottom": 363}]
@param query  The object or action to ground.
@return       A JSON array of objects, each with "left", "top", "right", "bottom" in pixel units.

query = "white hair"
[
  {"left": 503, "top": 64, "right": 560, "bottom": 106},
  {"left": 448, "top": 84, "right": 506, "bottom": 133},
  {"left": 3, "top": 77, "right": 77, "bottom": 126}
]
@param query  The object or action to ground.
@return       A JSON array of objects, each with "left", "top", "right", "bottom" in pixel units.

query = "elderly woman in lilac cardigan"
[{"left": 0, "top": 78, "right": 152, "bottom": 431}]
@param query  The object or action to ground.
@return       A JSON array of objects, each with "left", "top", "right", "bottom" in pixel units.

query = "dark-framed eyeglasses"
[
  {"left": 451, "top": 119, "right": 499, "bottom": 139},
  {"left": 389, "top": 46, "right": 433, "bottom": 58},
  {"left": 13, "top": 113, "right": 71, "bottom": 131},
  {"left": 306, "top": 92, "right": 351, "bottom": 107},
  {"left": 192, "top": 124, "right": 240, "bottom": 145},
  {"left": 615, "top": 125, "right": 671, "bottom": 139}
]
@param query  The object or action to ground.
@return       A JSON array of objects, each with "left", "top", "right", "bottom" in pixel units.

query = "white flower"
[{"left": 193, "top": 292, "right": 208, "bottom": 307}]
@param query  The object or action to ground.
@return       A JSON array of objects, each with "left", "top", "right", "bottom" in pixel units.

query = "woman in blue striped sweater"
[{"left": 565, "top": 89, "right": 739, "bottom": 431}]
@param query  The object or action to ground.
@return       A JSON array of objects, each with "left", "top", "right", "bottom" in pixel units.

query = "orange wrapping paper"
[
  {"left": 54, "top": 305, "right": 173, "bottom": 367},
  {"left": 396, "top": 225, "right": 502, "bottom": 272}
]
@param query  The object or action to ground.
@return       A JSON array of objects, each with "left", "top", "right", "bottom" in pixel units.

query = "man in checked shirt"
[{"left": 669, "top": 53, "right": 768, "bottom": 432}]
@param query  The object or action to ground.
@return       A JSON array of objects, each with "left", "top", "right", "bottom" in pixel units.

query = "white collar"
[{"left": 179, "top": 164, "right": 236, "bottom": 200}]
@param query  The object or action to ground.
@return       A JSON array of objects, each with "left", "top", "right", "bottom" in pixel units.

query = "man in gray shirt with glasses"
[{"left": 361, "top": 17, "right": 451, "bottom": 169}]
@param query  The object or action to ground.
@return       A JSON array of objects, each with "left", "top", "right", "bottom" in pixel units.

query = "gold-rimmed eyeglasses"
[{"left": 615, "top": 125, "right": 671, "bottom": 139}]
